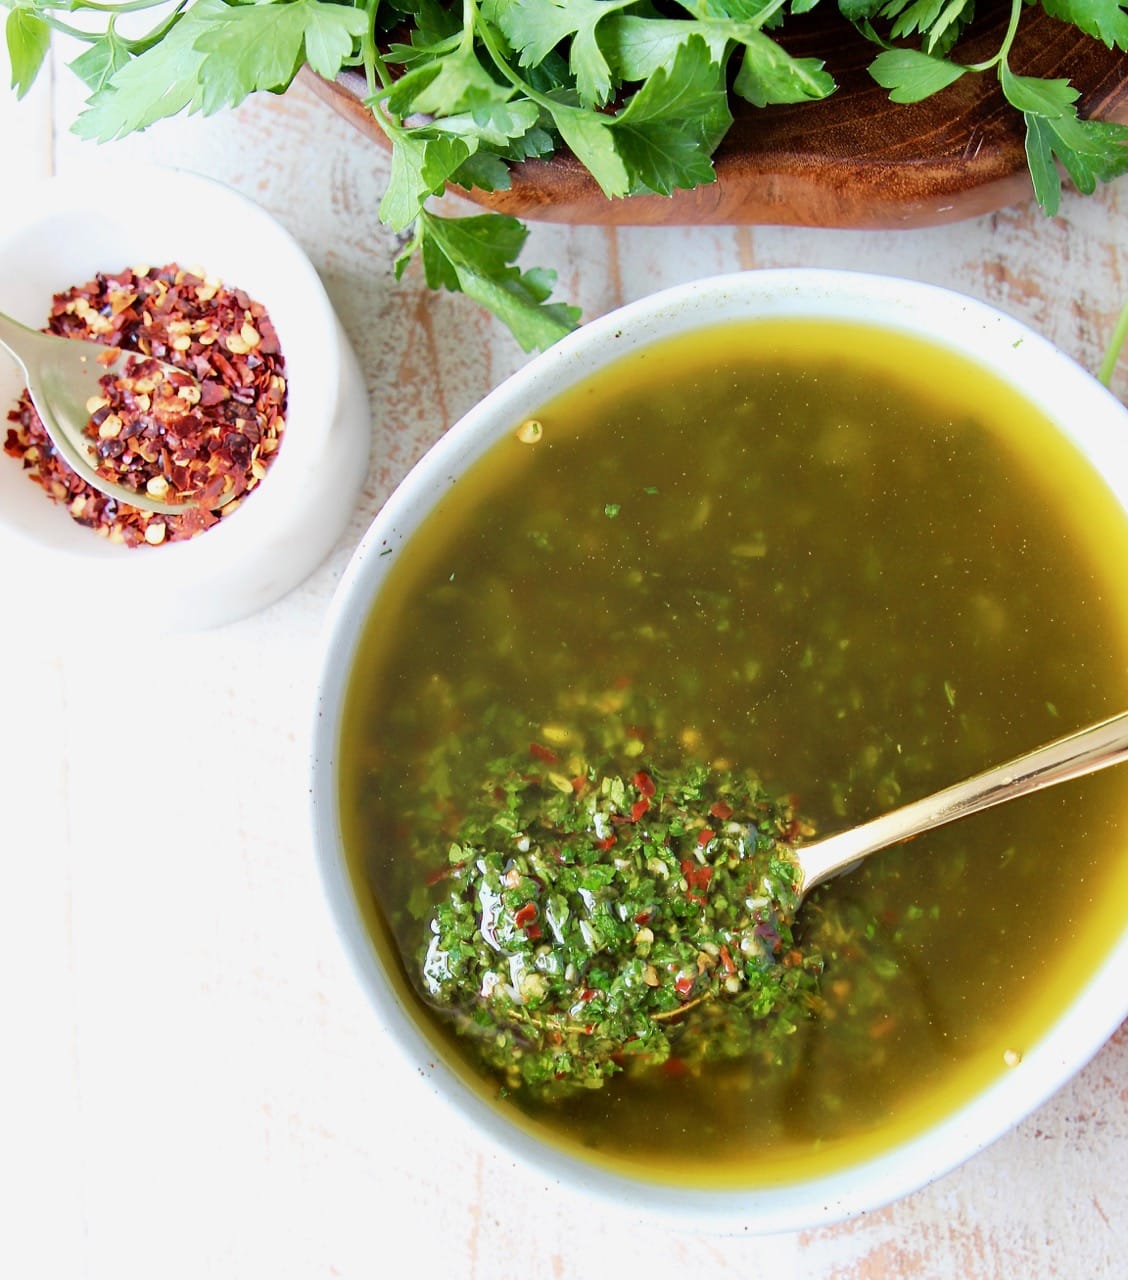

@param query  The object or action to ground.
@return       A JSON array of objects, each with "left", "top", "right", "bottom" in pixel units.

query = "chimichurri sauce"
[
  {"left": 420, "top": 753, "right": 817, "bottom": 1100},
  {"left": 339, "top": 319, "right": 1128, "bottom": 1186}
]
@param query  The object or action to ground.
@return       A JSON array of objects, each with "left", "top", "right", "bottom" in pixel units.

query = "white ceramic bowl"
[
  {"left": 311, "top": 269, "right": 1128, "bottom": 1233},
  {"left": 0, "top": 166, "right": 371, "bottom": 632}
]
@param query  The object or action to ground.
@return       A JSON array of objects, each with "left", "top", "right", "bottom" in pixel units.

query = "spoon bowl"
[{"left": 0, "top": 309, "right": 211, "bottom": 516}]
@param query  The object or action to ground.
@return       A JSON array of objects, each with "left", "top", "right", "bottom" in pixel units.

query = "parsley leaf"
[
  {"left": 547, "top": 103, "right": 632, "bottom": 198},
  {"left": 603, "top": 16, "right": 732, "bottom": 78},
  {"left": 192, "top": 0, "right": 368, "bottom": 103},
  {"left": 1039, "top": 0, "right": 1128, "bottom": 51},
  {"left": 5, "top": 6, "right": 51, "bottom": 99},
  {"left": 72, "top": 0, "right": 216, "bottom": 140},
  {"left": 883, "top": 0, "right": 975, "bottom": 51},
  {"left": 68, "top": 27, "right": 134, "bottom": 95},
  {"left": 385, "top": 37, "right": 510, "bottom": 117},
  {"left": 488, "top": 0, "right": 636, "bottom": 108},
  {"left": 380, "top": 132, "right": 474, "bottom": 231},
  {"left": 868, "top": 47, "right": 968, "bottom": 102},
  {"left": 612, "top": 37, "right": 730, "bottom": 195},
  {"left": 837, "top": 0, "right": 887, "bottom": 20},
  {"left": 1001, "top": 62, "right": 1128, "bottom": 213},
  {"left": 415, "top": 210, "right": 581, "bottom": 353},
  {"left": 732, "top": 30, "right": 836, "bottom": 107},
  {"left": 73, "top": 0, "right": 365, "bottom": 141}
]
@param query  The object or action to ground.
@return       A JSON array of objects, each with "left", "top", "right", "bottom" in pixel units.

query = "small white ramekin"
[{"left": 0, "top": 167, "right": 371, "bottom": 632}]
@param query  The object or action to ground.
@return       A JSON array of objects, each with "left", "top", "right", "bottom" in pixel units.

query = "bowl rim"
[{"left": 311, "top": 267, "right": 1128, "bottom": 1232}]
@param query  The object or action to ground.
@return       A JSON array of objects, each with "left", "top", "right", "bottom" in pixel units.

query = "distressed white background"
[{"left": 1, "top": 35, "right": 1126, "bottom": 1280}]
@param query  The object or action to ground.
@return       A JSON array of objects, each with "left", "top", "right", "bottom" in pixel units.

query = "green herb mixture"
[
  {"left": 7, "top": 1, "right": 1128, "bottom": 349},
  {"left": 421, "top": 750, "right": 821, "bottom": 1100}
]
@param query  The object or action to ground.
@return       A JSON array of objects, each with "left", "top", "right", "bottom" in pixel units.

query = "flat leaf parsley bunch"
[{"left": 5, "top": 0, "right": 1128, "bottom": 351}]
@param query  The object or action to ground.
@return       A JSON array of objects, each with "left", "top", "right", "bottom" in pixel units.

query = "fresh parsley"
[
  {"left": 5, "top": 0, "right": 1128, "bottom": 348},
  {"left": 860, "top": 0, "right": 1128, "bottom": 216}
]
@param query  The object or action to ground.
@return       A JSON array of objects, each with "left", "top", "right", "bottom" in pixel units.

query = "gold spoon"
[
  {"left": 795, "top": 710, "right": 1128, "bottom": 898},
  {"left": 0, "top": 309, "right": 207, "bottom": 516}
]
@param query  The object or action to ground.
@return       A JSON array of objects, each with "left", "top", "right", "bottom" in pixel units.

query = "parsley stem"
[
  {"left": 753, "top": 0, "right": 790, "bottom": 30},
  {"left": 1098, "top": 295, "right": 1128, "bottom": 388},
  {"left": 67, "top": 0, "right": 172, "bottom": 11},
  {"left": 36, "top": 14, "right": 104, "bottom": 40},
  {"left": 966, "top": 0, "right": 1023, "bottom": 72},
  {"left": 472, "top": 3, "right": 558, "bottom": 114},
  {"left": 42, "top": 0, "right": 189, "bottom": 43},
  {"left": 360, "top": 0, "right": 388, "bottom": 98}
]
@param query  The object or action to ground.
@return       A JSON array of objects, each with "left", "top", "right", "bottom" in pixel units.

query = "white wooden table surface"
[{"left": 2, "top": 39, "right": 1127, "bottom": 1280}]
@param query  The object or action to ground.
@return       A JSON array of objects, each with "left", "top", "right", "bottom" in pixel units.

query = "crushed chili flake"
[
  {"left": 513, "top": 902, "right": 538, "bottom": 928},
  {"left": 632, "top": 770, "right": 656, "bottom": 798},
  {"left": 681, "top": 859, "right": 714, "bottom": 905},
  {"left": 2, "top": 263, "right": 287, "bottom": 548}
]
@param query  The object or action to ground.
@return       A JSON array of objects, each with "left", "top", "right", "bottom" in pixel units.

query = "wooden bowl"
[{"left": 305, "top": 8, "right": 1128, "bottom": 229}]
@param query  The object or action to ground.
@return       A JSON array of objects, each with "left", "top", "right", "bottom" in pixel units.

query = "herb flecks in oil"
[{"left": 420, "top": 751, "right": 822, "bottom": 1101}]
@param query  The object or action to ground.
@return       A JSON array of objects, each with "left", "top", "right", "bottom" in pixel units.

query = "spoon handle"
[{"left": 796, "top": 710, "right": 1128, "bottom": 896}]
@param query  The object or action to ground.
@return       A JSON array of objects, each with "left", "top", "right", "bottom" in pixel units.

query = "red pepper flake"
[
  {"left": 595, "top": 834, "right": 617, "bottom": 851},
  {"left": 528, "top": 741, "right": 559, "bottom": 764},
  {"left": 3, "top": 262, "right": 287, "bottom": 548},
  {"left": 661, "top": 1057, "right": 689, "bottom": 1078},
  {"left": 524, "top": 924, "right": 543, "bottom": 941},
  {"left": 630, "top": 797, "right": 650, "bottom": 822},
  {"left": 513, "top": 902, "right": 538, "bottom": 928},
  {"left": 697, "top": 828, "right": 715, "bottom": 847},
  {"left": 571, "top": 776, "right": 587, "bottom": 794},
  {"left": 680, "top": 860, "right": 713, "bottom": 892},
  {"left": 633, "top": 911, "right": 651, "bottom": 925},
  {"left": 719, "top": 944, "right": 736, "bottom": 975},
  {"left": 577, "top": 987, "right": 598, "bottom": 1003},
  {"left": 709, "top": 801, "right": 733, "bottom": 821},
  {"left": 679, "top": 859, "right": 713, "bottom": 906},
  {"left": 632, "top": 770, "right": 656, "bottom": 798},
  {"left": 674, "top": 975, "right": 695, "bottom": 998},
  {"left": 424, "top": 861, "right": 464, "bottom": 886}
]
